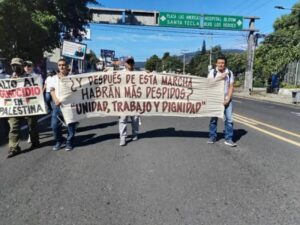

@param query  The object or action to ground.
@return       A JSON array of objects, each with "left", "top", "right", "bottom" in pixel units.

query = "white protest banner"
[
  {"left": 0, "top": 76, "right": 46, "bottom": 117},
  {"left": 58, "top": 71, "right": 225, "bottom": 124}
]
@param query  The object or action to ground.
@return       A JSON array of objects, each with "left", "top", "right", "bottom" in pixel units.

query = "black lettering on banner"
[
  {"left": 124, "top": 86, "right": 142, "bottom": 98},
  {"left": 0, "top": 80, "right": 17, "bottom": 89},
  {"left": 161, "top": 75, "right": 192, "bottom": 88},
  {"left": 0, "top": 104, "right": 44, "bottom": 116},
  {"left": 81, "top": 87, "right": 121, "bottom": 100},
  {"left": 14, "top": 99, "right": 23, "bottom": 106},
  {"left": 24, "top": 77, "right": 38, "bottom": 87},
  {"left": 76, "top": 101, "right": 109, "bottom": 115},
  {"left": 71, "top": 78, "right": 83, "bottom": 92},
  {"left": 111, "top": 101, "right": 154, "bottom": 113},
  {"left": 139, "top": 74, "right": 158, "bottom": 85},
  {"left": 146, "top": 86, "right": 186, "bottom": 99},
  {"left": 126, "top": 74, "right": 136, "bottom": 85}
]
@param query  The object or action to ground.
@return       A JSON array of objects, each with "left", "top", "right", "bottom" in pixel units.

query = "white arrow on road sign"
[
  {"left": 237, "top": 20, "right": 242, "bottom": 26},
  {"left": 160, "top": 16, "right": 166, "bottom": 22}
]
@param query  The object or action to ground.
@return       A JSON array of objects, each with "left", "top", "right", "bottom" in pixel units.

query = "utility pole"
[
  {"left": 183, "top": 53, "right": 186, "bottom": 74},
  {"left": 244, "top": 17, "right": 259, "bottom": 94},
  {"left": 208, "top": 34, "right": 213, "bottom": 71},
  {"left": 295, "top": 61, "right": 299, "bottom": 86},
  {"left": 181, "top": 49, "right": 189, "bottom": 74}
]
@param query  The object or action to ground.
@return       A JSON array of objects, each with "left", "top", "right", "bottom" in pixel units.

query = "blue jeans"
[
  {"left": 44, "top": 92, "right": 52, "bottom": 112},
  {"left": 51, "top": 103, "right": 76, "bottom": 147},
  {"left": 209, "top": 101, "right": 233, "bottom": 141}
]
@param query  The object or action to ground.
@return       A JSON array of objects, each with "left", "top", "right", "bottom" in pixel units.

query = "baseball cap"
[
  {"left": 10, "top": 57, "right": 24, "bottom": 66},
  {"left": 125, "top": 56, "right": 135, "bottom": 64}
]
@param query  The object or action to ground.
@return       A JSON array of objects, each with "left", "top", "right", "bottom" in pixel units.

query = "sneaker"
[
  {"left": 65, "top": 145, "right": 73, "bottom": 151},
  {"left": 53, "top": 142, "right": 64, "bottom": 151},
  {"left": 132, "top": 135, "right": 138, "bottom": 141},
  {"left": 207, "top": 137, "right": 216, "bottom": 144},
  {"left": 224, "top": 140, "right": 237, "bottom": 147},
  {"left": 119, "top": 139, "right": 126, "bottom": 146}
]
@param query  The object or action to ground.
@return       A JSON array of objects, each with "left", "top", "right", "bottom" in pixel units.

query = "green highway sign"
[
  {"left": 159, "top": 12, "right": 201, "bottom": 28},
  {"left": 203, "top": 15, "right": 244, "bottom": 30}
]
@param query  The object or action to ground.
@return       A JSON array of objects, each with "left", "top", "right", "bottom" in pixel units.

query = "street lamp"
[
  {"left": 181, "top": 49, "right": 189, "bottom": 74},
  {"left": 274, "top": 5, "right": 300, "bottom": 11}
]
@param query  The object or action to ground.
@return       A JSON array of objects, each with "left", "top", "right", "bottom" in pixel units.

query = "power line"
[
  {"left": 91, "top": 23, "right": 246, "bottom": 37},
  {"left": 231, "top": 1, "right": 256, "bottom": 15},
  {"left": 243, "top": 0, "right": 274, "bottom": 16}
]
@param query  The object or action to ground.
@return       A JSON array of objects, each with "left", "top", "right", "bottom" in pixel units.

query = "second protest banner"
[{"left": 58, "top": 71, "right": 225, "bottom": 124}]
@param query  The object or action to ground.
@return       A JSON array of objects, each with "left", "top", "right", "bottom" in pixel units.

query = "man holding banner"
[
  {"left": 119, "top": 56, "right": 140, "bottom": 146},
  {"left": 6, "top": 58, "right": 40, "bottom": 158},
  {"left": 207, "top": 55, "right": 237, "bottom": 147},
  {"left": 23, "top": 60, "right": 41, "bottom": 144},
  {"left": 50, "top": 59, "right": 76, "bottom": 151}
]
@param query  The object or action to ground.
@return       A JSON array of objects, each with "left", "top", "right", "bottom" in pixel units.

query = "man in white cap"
[{"left": 119, "top": 56, "right": 140, "bottom": 146}]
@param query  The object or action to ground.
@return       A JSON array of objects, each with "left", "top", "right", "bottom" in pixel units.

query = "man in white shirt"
[
  {"left": 50, "top": 59, "right": 76, "bottom": 151},
  {"left": 119, "top": 57, "right": 139, "bottom": 146},
  {"left": 207, "top": 55, "right": 237, "bottom": 147}
]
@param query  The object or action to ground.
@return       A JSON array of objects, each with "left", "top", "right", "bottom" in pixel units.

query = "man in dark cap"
[
  {"left": 6, "top": 58, "right": 40, "bottom": 158},
  {"left": 23, "top": 61, "right": 34, "bottom": 75}
]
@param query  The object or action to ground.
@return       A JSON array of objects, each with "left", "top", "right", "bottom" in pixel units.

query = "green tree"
[
  {"left": 254, "top": 1, "right": 300, "bottom": 81},
  {"left": 145, "top": 55, "right": 162, "bottom": 72},
  {"left": 226, "top": 53, "right": 247, "bottom": 76},
  {"left": 187, "top": 45, "right": 223, "bottom": 77},
  {"left": 85, "top": 50, "right": 99, "bottom": 71},
  {"left": 0, "top": 0, "right": 97, "bottom": 63},
  {"left": 161, "top": 52, "right": 183, "bottom": 73}
]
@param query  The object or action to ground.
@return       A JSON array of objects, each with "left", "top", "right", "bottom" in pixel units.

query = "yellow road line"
[
  {"left": 234, "top": 118, "right": 300, "bottom": 148},
  {"left": 234, "top": 113, "right": 300, "bottom": 139},
  {"left": 233, "top": 115, "right": 257, "bottom": 125}
]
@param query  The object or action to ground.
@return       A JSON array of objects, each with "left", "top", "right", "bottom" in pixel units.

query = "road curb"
[{"left": 234, "top": 94, "right": 300, "bottom": 108}]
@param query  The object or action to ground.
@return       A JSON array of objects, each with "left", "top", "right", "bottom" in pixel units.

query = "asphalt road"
[{"left": 1, "top": 98, "right": 300, "bottom": 225}]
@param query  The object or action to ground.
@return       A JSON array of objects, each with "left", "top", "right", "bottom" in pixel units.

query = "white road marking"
[
  {"left": 291, "top": 112, "right": 300, "bottom": 117},
  {"left": 233, "top": 100, "right": 243, "bottom": 103}
]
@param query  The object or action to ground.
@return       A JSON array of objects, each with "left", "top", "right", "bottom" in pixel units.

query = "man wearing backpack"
[{"left": 207, "top": 55, "right": 237, "bottom": 147}]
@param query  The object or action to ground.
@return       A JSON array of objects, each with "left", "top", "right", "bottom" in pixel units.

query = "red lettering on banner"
[{"left": 0, "top": 87, "right": 41, "bottom": 98}]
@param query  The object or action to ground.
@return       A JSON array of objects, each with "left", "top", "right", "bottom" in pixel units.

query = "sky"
[{"left": 84, "top": 0, "right": 298, "bottom": 62}]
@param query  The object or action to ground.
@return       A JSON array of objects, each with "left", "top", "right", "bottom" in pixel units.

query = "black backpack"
[{"left": 213, "top": 69, "right": 232, "bottom": 79}]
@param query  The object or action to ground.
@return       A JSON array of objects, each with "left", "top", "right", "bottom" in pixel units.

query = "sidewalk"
[{"left": 234, "top": 88, "right": 300, "bottom": 107}]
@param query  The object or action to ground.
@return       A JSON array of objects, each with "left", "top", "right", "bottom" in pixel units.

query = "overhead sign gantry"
[{"left": 89, "top": 7, "right": 260, "bottom": 93}]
